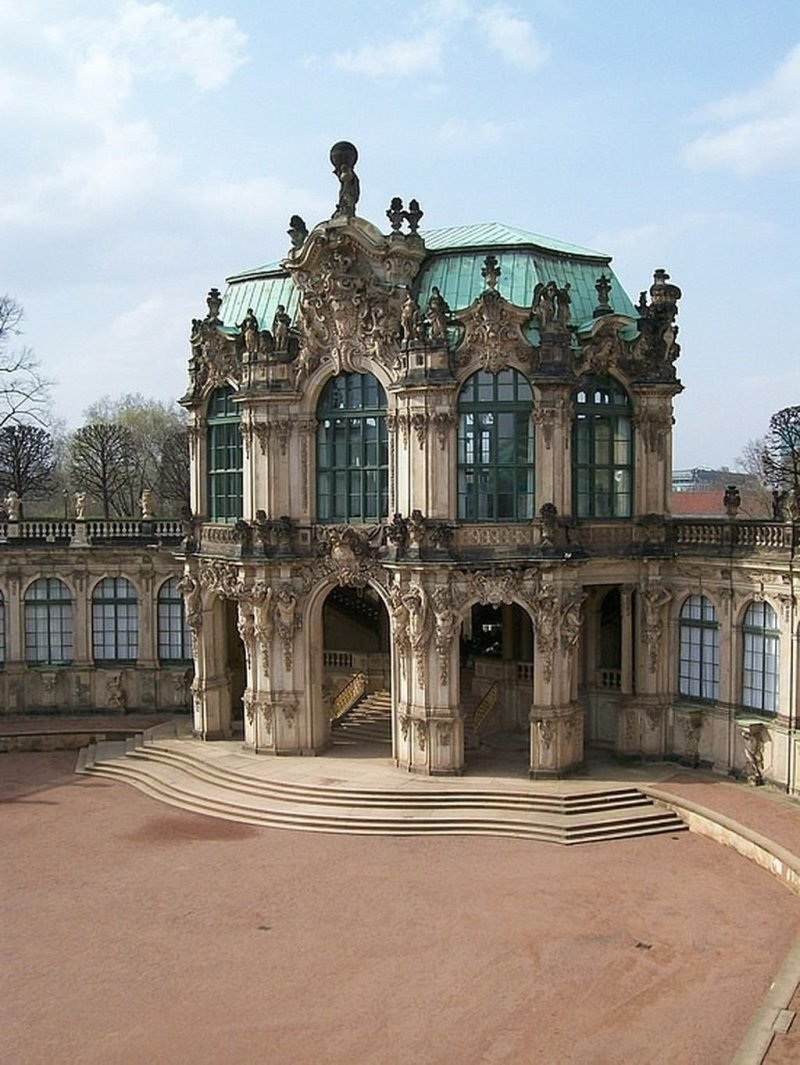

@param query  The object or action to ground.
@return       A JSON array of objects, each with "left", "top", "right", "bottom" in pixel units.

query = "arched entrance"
[
  {"left": 460, "top": 601, "right": 534, "bottom": 771},
  {"left": 322, "top": 585, "right": 392, "bottom": 749},
  {"left": 584, "top": 586, "right": 632, "bottom": 750}
]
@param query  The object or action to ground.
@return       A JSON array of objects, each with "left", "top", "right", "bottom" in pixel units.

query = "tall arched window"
[
  {"left": 158, "top": 577, "right": 192, "bottom": 662},
  {"left": 457, "top": 368, "right": 533, "bottom": 521},
  {"left": 317, "top": 372, "right": 388, "bottom": 522},
  {"left": 742, "top": 601, "right": 780, "bottom": 713},
  {"left": 0, "top": 589, "right": 5, "bottom": 670},
  {"left": 92, "top": 577, "right": 138, "bottom": 663},
  {"left": 679, "top": 595, "right": 719, "bottom": 701},
  {"left": 573, "top": 375, "right": 632, "bottom": 518},
  {"left": 207, "top": 386, "right": 243, "bottom": 521},
  {"left": 25, "top": 578, "right": 73, "bottom": 665}
]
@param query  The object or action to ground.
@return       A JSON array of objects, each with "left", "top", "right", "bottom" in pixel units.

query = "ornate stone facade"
[{"left": 176, "top": 144, "right": 800, "bottom": 790}]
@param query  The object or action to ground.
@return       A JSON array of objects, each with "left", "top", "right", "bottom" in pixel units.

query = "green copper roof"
[
  {"left": 422, "top": 222, "right": 610, "bottom": 259},
  {"left": 219, "top": 221, "right": 637, "bottom": 331},
  {"left": 220, "top": 267, "right": 298, "bottom": 331}
]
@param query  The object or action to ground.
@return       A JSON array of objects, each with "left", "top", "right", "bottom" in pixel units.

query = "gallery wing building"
[{"left": 175, "top": 143, "right": 795, "bottom": 788}]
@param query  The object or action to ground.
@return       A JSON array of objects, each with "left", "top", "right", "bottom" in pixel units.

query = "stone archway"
[{"left": 459, "top": 601, "right": 533, "bottom": 772}]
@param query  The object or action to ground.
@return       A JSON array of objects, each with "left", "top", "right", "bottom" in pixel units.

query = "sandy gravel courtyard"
[{"left": 2, "top": 752, "right": 798, "bottom": 1064}]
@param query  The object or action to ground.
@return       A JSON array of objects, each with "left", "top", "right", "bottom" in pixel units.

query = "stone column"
[{"left": 533, "top": 384, "right": 572, "bottom": 517}]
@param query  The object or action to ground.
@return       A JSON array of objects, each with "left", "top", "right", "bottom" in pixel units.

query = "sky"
[{"left": 1, "top": 0, "right": 799, "bottom": 470}]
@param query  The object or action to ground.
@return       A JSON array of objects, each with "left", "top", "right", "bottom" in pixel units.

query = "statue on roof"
[
  {"left": 532, "top": 281, "right": 557, "bottom": 330},
  {"left": 400, "top": 291, "right": 422, "bottom": 348},
  {"left": 330, "top": 141, "right": 360, "bottom": 219},
  {"left": 287, "top": 215, "right": 309, "bottom": 250},
  {"left": 387, "top": 197, "right": 405, "bottom": 232},
  {"left": 272, "top": 305, "right": 291, "bottom": 353},
  {"left": 239, "top": 308, "right": 261, "bottom": 356},
  {"left": 426, "top": 286, "right": 451, "bottom": 344},
  {"left": 556, "top": 283, "right": 571, "bottom": 328}
]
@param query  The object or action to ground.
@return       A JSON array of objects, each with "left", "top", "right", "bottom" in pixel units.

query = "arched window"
[
  {"left": 679, "top": 595, "right": 719, "bottom": 701},
  {"left": 0, "top": 589, "right": 5, "bottom": 670},
  {"left": 92, "top": 577, "right": 138, "bottom": 663},
  {"left": 158, "top": 577, "right": 192, "bottom": 662},
  {"left": 742, "top": 601, "right": 779, "bottom": 713},
  {"left": 207, "top": 386, "right": 242, "bottom": 521},
  {"left": 457, "top": 368, "right": 533, "bottom": 521},
  {"left": 317, "top": 372, "right": 388, "bottom": 523},
  {"left": 573, "top": 375, "right": 632, "bottom": 518},
  {"left": 25, "top": 578, "right": 73, "bottom": 665}
]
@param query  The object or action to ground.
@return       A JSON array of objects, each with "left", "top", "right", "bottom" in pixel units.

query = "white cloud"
[
  {"left": 188, "top": 176, "right": 328, "bottom": 231},
  {"left": 334, "top": 30, "right": 443, "bottom": 80},
  {"left": 476, "top": 4, "right": 548, "bottom": 70},
  {"left": 684, "top": 42, "right": 800, "bottom": 175},
  {"left": 0, "top": 2, "right": 248, "bottom": 225}
]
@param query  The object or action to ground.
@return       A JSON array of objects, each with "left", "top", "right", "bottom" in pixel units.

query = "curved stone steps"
[
  {"left": 120, "top": 737, "right": 653, "bottom": 814},
  {"left": 77, "top": 738, "right": 688, "bottom": 845}
]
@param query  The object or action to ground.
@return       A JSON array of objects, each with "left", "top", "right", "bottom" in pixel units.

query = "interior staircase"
[
  {"left": 332, "top": 690, "right": 392, "bottom": 745},
  {"left": 76, "top": 722, "right": 689, "bottom": 846}
]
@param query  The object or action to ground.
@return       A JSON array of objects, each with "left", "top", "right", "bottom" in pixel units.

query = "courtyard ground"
[{"left": 2, "top": 750, "right": 799, "bottom": 1065}]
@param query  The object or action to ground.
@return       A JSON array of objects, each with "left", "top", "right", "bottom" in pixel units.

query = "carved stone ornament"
[
  {"left": 641, "top": 581, "right": 673, "bottom": 674},
  {"left": 415, "top": 719, "right": 428, "bottom": 751},
  {"left": 537, "top": 718, "right": 555, "bottom": 752},
  {"left": 198, "top": 559, "right": 244, "bottom": 600},
  {"left": 399, "top": 713, "right": 410, "bottom": 741},
  {"left": 285, "top": 220, "right": 425, "bottom": 378},
  {"left": 531, "top": 590, "right": 559, "bottom": 683},
  {"left": 633, "top": 410, "right": 673, "bottom": 459},
  {"left": 436, "top": 721, "right": 452, "bottom": 746},
  {"left": 274, "top": 585, "right": 302, "bottom": 670},
  {"left": 452, "top": 288, "right": 534, "bottom": 374},
  {"left": 316, "top": 524, "right": 381, "bottom": 588},
  {"left": 187, "top": 289, "right": 241, "bottom": 403},
  {"left": 739, "top": 722, "right": 768, "bottom": 785},
  {"left": 560, "top": 589, "right": 587, "bottom": 653},
  {"left": 432, "top": 584, "right": 458, "bottom": 686},
  {"left": 432, "top": 411, "right": 456, "bottom": 449}
]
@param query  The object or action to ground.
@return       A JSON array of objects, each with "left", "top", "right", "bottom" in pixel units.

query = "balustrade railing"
[
  {"left": 330, "top": 671, "right": 368, "bottom": 720},
  {"left": 324, "top": 650, "right": 354, "bottom": 669},
  {"left": 472, "top": 682, "right": 499, "bottom": 734},
  {"left": 0, "top": 517, "right": 183, "bottom": 544}
]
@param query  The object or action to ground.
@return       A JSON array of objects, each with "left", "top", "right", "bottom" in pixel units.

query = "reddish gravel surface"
[{"left": 2, "top": 752, "right": 799, "bottom": 1065}]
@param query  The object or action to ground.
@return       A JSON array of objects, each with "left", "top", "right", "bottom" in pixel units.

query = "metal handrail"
[{"left": 330, "top": 671, "right": 368, "bottom": 720}]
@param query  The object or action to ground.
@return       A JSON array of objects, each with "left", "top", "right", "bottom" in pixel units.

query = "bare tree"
[
  {"left": 158, "top": 427, "right": 191, "bottom": 511},
  {"left": 761, "top": 407, "right": 800, "bottom": 499},
  {"left": 83, "top": 393, "right": 188, "bottom": 514},
  {"left": 69, "top": 423, "right": 138, "bottom": 518},
  {"left": 0, "top": 296, "right": 52, "bottom": 427},
  {"left": 0, "top": 425, "right": 56, "bottom": 502}
]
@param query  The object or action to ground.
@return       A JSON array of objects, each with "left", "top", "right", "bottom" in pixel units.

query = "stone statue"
[
  {"left": 330, "top": 141, "right": 361, "bottom": 219},
  {"left": 5, "top": 490, "right": 20, "bottom": 521},
  {"left": 140, "top": 489, "right": 155, "bottom": 519},
  {"left": 533, "top": 281, "right": 557, "bottom": 329},
  {"left": 74, "top": 492, "right": 86, "bottom": 520},
  {"left": 400, "top": 292, "right": 422, "bottom": 347},
  {"left": 556, "top": 283, "right": 571, "bottom": 328},
  {"left": 723, "top": 485, "right": 741, "bottom": 518},
  {"left": 272, "top": 305, "right": 291, "bottom": 352},
  {"left": 239, "top": 308, "right": 260, "bottom": 356},
  {"left": 426, "top": 286, "right": 450, "bottom": 343},
  {"left": 405, "top": 199, "right": 423, "bottom": 234},
  {"left": 287, "top": 215, "right": 308, "bottom": 250}
]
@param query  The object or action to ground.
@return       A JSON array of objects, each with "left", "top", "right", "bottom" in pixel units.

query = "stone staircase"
[
  {"left": 332, "top": 690, "right": 392, "bottom": 745},
  {"left": 76, "top": 725, "right": 689, "bottom": 846}
]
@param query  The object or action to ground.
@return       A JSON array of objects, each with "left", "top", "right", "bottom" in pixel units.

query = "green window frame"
[
  {"left": 317, "top": 372, "right": 388, "bottom": 523},
  {"left": 158, "top": 577, "right": 192, "bottom": 663},
  {"left": 742, "top": 601, "right": 779, "bottom": 714},
  {"left": 24, "top": 577, "right": 73, "bottom": 665},
  {"left": 207, "top": 386, "right": 243, "bottom": 521},
  {"left": 679, "top": 595, "right": 719, "bottom": 702},
  {"left": 457, "top": 368, "right": 534, "bottom": 521},
  {"left": 573, "top": 375, "right": 632, "bottom": 518},
  {"left": 92, "top": 576, "right": 139, "bottom": 663}
]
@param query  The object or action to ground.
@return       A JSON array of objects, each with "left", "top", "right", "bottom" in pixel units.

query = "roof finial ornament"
[
  {"left": 593, "top": 274, "right": 613, "bottom": 317},
  {"left": 387, "top": 197, "right": 405, "bottom": 232},
  {"left": 482, "top": 254, "right": 500, "bottom": 290},
  {"left": 330, "top": 141, "right": 360, "bottom": 219}
]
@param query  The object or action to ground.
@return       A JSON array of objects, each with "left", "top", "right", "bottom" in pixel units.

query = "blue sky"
[{"left": 2, "top": 0, "right": 799, "bottom": 469}]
